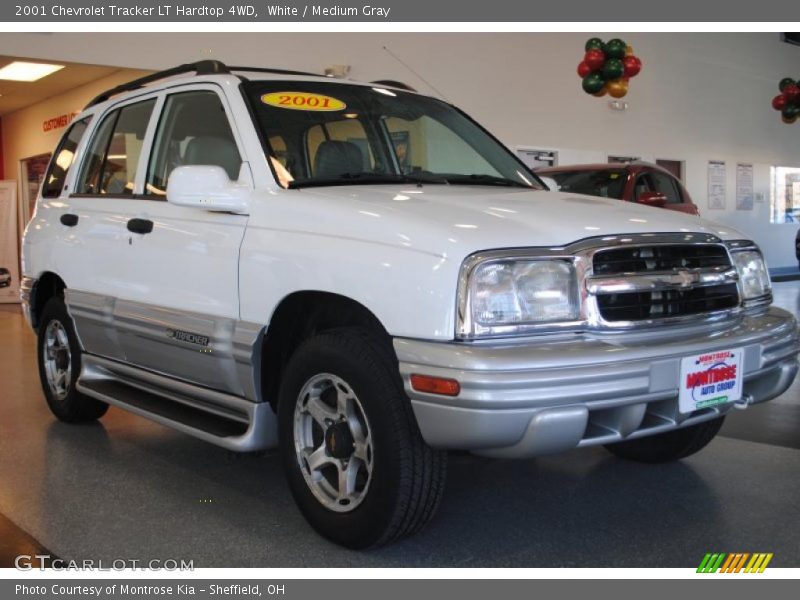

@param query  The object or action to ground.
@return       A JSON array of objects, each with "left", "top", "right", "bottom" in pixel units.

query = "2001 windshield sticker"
[
  {"left": 261, "top": 92, "right": 346, "bottom": 111},
  {"left": 678, "top": 349, "right": 743, "bottom": 413}
]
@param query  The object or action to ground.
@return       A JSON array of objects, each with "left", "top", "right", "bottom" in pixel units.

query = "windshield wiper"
[
  {"left": 441, "top": 174, "right": 531, "bottom": 188},
  {"left": 289, "top": 172, "right": 448, "bottom": 189}
]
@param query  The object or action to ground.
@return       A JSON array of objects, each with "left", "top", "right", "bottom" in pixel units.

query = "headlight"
[
  {"left": 730, "top": 248, "right": 771, "bottom": 301},
  {"left": 460, "top": 258, "right": 579, "bottom": 337}
]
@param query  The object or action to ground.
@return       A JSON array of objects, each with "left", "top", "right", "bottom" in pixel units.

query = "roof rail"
[
  {"left": 84, "top": 60, "right": 231, "bottom": 108},
  {"left": 229, "top": 66, "right": 324, "bottom": 78}
]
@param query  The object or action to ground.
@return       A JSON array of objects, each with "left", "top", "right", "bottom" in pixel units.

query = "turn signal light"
[{"left": 410, "top": 374, "right": 461, "bottom": 396}]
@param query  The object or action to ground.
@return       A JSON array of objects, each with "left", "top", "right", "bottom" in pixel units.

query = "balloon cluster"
[
  {"left": 578, "top": 37, "right": 642, "bottom": 99},
  {"left": 772, "top": 78, "right": 800, "bottom": 124}
]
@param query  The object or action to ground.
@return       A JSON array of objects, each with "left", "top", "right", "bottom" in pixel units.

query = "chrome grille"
[
  {"left": 592, "top": 244, "right": 731, "bottom": 275},
  {"left": 589, "top": 244, "right": 739, "bottom": 323}
]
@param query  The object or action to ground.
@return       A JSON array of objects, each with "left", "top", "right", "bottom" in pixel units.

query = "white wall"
[{"left": 1, "top": 32, "right": 798, "bottom": 267}]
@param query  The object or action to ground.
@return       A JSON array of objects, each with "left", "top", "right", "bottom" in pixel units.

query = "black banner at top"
[{"left": 2, "top": 0, "right": 800, "bottom": 22}]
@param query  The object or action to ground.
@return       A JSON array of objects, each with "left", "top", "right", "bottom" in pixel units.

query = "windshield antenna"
[{"left": 382, "top": 46, "right": 449, "bottom": 101}]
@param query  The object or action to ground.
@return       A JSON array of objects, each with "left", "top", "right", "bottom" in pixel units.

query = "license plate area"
[{"left": 679, "top": 348, "right": 743, "bottom": 414}]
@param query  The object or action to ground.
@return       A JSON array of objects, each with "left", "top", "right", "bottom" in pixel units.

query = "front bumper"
[{"left": 395, "top": 307, "right": 800, "bottom": 458}]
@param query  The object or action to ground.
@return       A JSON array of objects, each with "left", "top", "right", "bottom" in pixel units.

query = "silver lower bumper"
[{"left": 394, "top": 307, "right": 800, "bottom": 458}]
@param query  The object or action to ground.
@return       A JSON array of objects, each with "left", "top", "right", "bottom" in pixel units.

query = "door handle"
[
  {"left": 60, "top": 214, "right": 79, "bottom": 227},
  {"left": 127, "top": 218, "right": 154, "bottom": 235}
]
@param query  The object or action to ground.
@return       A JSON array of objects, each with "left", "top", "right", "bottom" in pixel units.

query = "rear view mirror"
[
  {"left": 167, "top": 165, "right": 250, "bottom": 213},
  {"left": 638, "top": 191, "right": 668, "bottom": 207}
]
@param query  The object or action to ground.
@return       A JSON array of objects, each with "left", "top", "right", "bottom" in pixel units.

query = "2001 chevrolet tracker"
[{"left": 21, "top": 61, "right": 800, "bottom": 548}]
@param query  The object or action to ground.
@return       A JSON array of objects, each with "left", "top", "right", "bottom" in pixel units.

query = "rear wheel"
[
  {"left": 278, "top": 328, "right": 446, "bottom": 548},
  {"left": 37, "top": 297, "right": 108, "bottom": 423},
  {"left": 604, "top": 416, "right": 725, "bottom": 463}
]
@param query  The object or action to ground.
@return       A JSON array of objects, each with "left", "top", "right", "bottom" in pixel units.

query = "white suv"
[{"left": 21, "top": 61, "right": 800, "bottom": 548}]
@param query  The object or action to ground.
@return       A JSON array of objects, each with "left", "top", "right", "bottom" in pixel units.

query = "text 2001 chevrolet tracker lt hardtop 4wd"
[{"left": 21, "top": 61, "right": 800, "bottom": 548}]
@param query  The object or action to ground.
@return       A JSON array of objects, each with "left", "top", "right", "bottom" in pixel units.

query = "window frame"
[
  {"left": 71, "top": 93, "right": 161, "bottom": 199},
  {"left": 41, "top": 116, "right": 93, "bottom": 199},
  {"left": 143, "top": 85, "right": 246, "bottom": 200},
  {"left": 647, "top": 169, "right": 684, "bottom": 205},
  {"left": 70, "top": 82, "right": 246, "bottom": 202}
]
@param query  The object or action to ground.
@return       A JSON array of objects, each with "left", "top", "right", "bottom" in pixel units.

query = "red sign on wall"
[{"left": 42, "top": 112, "right": 79, "bottom": 133}]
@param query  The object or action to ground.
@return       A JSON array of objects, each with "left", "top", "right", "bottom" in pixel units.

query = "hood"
[{"left": 272, "top": 185, "right": 745, "bottom": 257}]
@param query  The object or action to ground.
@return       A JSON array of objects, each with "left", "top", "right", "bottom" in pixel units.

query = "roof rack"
[
  {"left": 85, "top": 60, "right": 327, "bottom": 109},
  {"left": 85, "top": 60, "right": 230, "bottom": 108},
  {"left": 228, "top": 66, "right": 324, "bottom": 78}
]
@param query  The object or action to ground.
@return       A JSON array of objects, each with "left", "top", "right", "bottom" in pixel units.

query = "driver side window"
[{"left": 146, "top": 90, "right": 242, "bottom": 196}]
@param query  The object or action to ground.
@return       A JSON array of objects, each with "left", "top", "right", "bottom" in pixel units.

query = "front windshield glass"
[
  {"left": 547, "top": 169, "right": 628, "bottom": 199},
  {"left": 244, "top": 81, "right": 541, "bottom": 190}
]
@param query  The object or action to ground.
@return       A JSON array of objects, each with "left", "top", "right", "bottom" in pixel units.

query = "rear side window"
[
  {"left": 635, "top": 172, "right": 683, "bottom": 204},
  {"left": 548, "top": 169, "right": 628, "bottom": 199},
  {"left": 42, "top": 117, "right": 91, "bottom": 198},
  {"left": 76, "top": 99, "right": 156, "bottom": 195},
  {"left": 146, "top": 90, "right": 241, "bottom": 196}
]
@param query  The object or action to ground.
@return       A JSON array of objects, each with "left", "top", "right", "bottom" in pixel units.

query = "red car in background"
[{"left": 537, "top": 162, "right": 700, "bottom": 216}]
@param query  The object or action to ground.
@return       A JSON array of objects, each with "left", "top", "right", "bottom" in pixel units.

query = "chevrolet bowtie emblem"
[{"left": 673, "top": 270, "right": 700, "bottom": 288}]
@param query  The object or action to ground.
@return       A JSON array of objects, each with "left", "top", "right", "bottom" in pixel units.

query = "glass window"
[
  {"left": 42, "top": 117, "right": 91, "bottom": 198},
  {"left": 245, "top": 81, "right": 540, "bottom": 190},
  {"left": 547, "top": 169, "right": 627, "bottom": 199},
  {"left": 770, "top": 166, "right": 800, "bottom": 223},
  {"left": 636, "top": 171, "right": 682, "bottom": 204},
  {"left": 306, "top": 119, "right": 374, "bottom": 176},
  {"left": 76, "top": 99, "right": 155, "bottom": 195},
  {"left": 146, "top": 91, "right": 241, "bottom": 196}
]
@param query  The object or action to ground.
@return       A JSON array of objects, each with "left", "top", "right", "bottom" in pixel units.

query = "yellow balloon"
[
  {"left": 607, "top": 78, "right": 629, "bottom": 98},
  {"left": 593, "top": 85, "right": 608, "bottom": 97},
  {"left": 626, "top": 45, "right": 634, "bottom": 56}
]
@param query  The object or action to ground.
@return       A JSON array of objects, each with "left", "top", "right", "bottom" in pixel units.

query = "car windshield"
[
  {"left": 244, "top": 81, "right": 541, "bottom": 190},
  {"left": 547, "top": 169, "right": 628, "bottom": 199}
]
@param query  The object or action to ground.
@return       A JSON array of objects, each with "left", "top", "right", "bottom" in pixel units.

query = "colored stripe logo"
[{"left": 697, "top": 552, "right": 773, "bottom": 573}]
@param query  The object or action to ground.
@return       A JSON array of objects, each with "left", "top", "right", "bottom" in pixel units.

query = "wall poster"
[
  {"left": 736, "top": 163, "right": 754, "bottom": 210},
  {"left": 0, "top": 181, "right": 21, "bottom": 304},
  {"left": 707, "top": 160, "right": 727, "bottom": 210}
]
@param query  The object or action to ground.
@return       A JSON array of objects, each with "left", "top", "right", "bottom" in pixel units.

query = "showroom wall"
[
  {"left": 1, "top": 69, "right": 149, "bottom": 185},
  {"left": 0, "top": 33, "right": 797, "bottom": 267}
]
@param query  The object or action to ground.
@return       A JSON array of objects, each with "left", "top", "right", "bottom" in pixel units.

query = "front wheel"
[
  {"left": 278, "top": 328, "right": 447, "bottom": 549},
  {"left": 604, "top": 416, "right": 725, "bottom": 463}
]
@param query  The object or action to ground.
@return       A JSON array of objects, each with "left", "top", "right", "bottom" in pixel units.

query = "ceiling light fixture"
[{"left": 0, "top": 61, "right": 64, "bottom": 82}]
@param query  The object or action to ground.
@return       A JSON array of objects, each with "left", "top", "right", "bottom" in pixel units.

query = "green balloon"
[
  {"left": 782, "top": 104, "right": 800, "bottom": 119},
  {"left": 605, "top": 38, "right": 627, "bottom": 59},
  {"left": 779, "top": 77, "right": 796, "bottom": 92},
  {"left": 585, "top": 37, "right": 604, "bottom": 52},
  {"left": 603, "top": 58, "right": 625, "bottom": 80},
  {"left": 582, "top": 72, "right": 605, "bottom": 94}
]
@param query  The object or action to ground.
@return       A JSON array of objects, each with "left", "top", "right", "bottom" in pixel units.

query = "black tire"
[
  {"left": 37, "top": 296, "right": 108, "bottom": 423},
  {"left": 278, "top": 327, "right": 447, "bottom": 549},
  {"left": 604, "top": 416, "right": 725, "bottom": 463}
]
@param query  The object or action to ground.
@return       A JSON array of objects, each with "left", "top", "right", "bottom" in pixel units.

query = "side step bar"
[{"left": 77, "top": 354, "right": 278, "bottom": 452}]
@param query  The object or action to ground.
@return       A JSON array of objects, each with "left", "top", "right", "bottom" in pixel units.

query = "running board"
[{"left": 77, "top": 354, "right": 277, "bottom": 452}]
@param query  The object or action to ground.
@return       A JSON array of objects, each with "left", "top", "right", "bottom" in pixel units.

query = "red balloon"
[
  {"left": 772, "top": 94, "right": 787, "bottom": 111},
  {"left": 584, "top": 49, "right": 606, "bottom": 71},
  {"left": 623, "top": 55, "right": 642, "bottom": 78},
  {"left": 784, "top": 84, "right": 800, "bottom": 103},
  {"left": 577, "top": 61, "right": 591, "bottom": 77}
]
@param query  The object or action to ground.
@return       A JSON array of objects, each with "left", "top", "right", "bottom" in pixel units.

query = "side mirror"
[
  {"left": 638, "top": 191, "right": 668, "bottom": 207},
  {"left": 167, "top": 165, "right": 250, "bottom": 213}
]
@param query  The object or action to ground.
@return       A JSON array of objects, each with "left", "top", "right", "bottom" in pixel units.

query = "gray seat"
[
  {"left": 183, "top": 136, "right": 241, "bottom": 181},
  {"left": 314, "top": 141, "right": 364, "bottom": 179}
]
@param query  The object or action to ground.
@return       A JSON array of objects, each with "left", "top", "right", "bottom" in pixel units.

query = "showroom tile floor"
[{"left": 1, "top": 284, "right": 799, "bottom": 568}]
